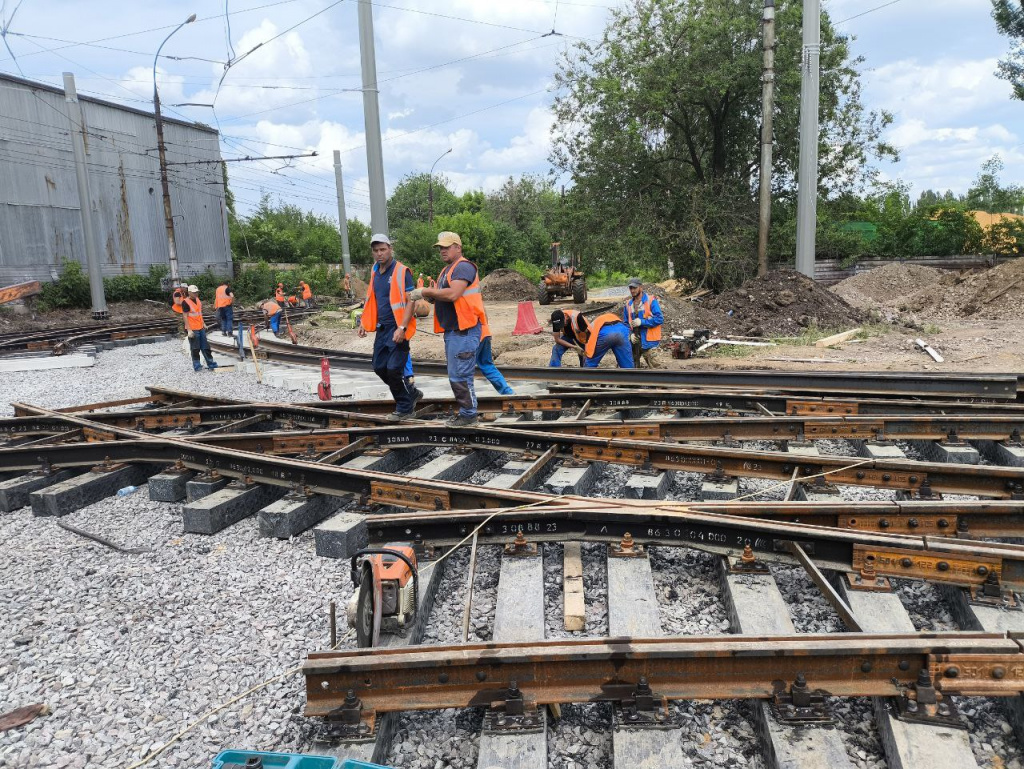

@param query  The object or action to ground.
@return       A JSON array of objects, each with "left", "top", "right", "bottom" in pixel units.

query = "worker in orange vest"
[
  {"left": 170, "top": 281, "right": 188, "bottom": 334},
  {"left": 549, "top": 309, "right": 632, "bottom": 368},
  {"left": 412, "top": 231, "right": 495, "bottom": 426},
  {"left": 357, "top": 234, "right": 422, "bottom": 420},
  {"left": 260, "top": 298, "right": 283, "bottom": 335},
  {"left": 548, "top": 308, "right": 585, "bottom": 367},
  {"left": 275, "top": 283, "right": 286, "bottom": 303},
  {"left": 624, "top": 277, "right": 663, "bottom": 368},
  {"left": 298, "top": 280, "right": 313, "bottom": 308},
  {"left": 214, "top": 282, "right": 234, "bottom": 336},
  {"left": 182, "top": 285, "right": 217, "bottom": 371},
  {"left": 342, "top": 273, "right": 353, "bottom": 301},
  {"left": 416, "top": 274, "right": 425, "bottom": 290}
]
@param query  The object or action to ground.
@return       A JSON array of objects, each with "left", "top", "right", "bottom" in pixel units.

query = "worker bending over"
[
  {"left": 182, "top": 285, "right": 217, "bottom": 371},
  {"left": 548, "top": 309, "right": 586, "bottom": 367},
  {"left": 624, "top": 277, "right": 663, "bottom": 368},
  {"left": 260, "top": 299, "right": 283, "bottom": 335},
  {"left": 549, "top": 309, "right": 633, "bottom": 368}
]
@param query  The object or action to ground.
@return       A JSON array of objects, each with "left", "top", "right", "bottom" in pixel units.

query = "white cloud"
[
  {"left": 119, "top": 65, "right": 185, "bottom": 104},
  {"left": 475, "top": 106, "right": 554, "bottom": 170},
  {"left": 868, "top": 58, "right": 1006, "bottom": 122}
]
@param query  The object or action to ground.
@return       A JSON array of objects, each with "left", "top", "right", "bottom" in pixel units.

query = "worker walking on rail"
[
  {"left": 214, "top": 282, "right": 234, "bottom": 336},
  {"left": 183, "top": 285, "right": 217, "bottom": 371},
  {"left": 412, "top": 231, "right": 488, "bottom": 426},
  {"left": 357, "top": 234, "right": 421, "bottom": 421},
  {"left": 624, "top": 277, "right": 663, "bottom": 368}
]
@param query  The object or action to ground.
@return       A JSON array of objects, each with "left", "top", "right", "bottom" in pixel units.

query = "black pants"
[{"left": 372, "top": 326, "right": 413, "bottom": 413}]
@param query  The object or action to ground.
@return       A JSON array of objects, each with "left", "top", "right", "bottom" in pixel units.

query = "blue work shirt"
[
  {"left": 623, "top": 292, "right": 664, "bottom": 350},
  {"left": 371, "top": 259, "right": 414, "bottom": 330}
]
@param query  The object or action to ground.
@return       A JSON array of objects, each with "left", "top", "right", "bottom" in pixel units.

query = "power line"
[{"left": 834, "top": 0, "right": 906, "bottom": 24}]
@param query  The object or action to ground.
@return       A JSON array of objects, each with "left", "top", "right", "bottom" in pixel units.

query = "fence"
[{"left": 814, "top": 255, "right": 1016, "bottom": 285}]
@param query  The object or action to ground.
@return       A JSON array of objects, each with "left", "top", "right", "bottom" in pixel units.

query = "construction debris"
[
  {"left": 915, "top": 338, "right": 945, "bottom": 363},
  {"left": 814, "top": 328, "right": 862, "bottom": 348}
]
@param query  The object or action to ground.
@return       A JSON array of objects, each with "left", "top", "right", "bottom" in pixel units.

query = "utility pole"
[
  {"left": 357, "top": 0, "right": 388, "bottom": 235},
  {"left": 153, "top": 13, "right": 196, "bottom": 284},
  {"left": 333, "top": 150, "right": 352, "bottom": 275},
  {"left": 794, "top": 0, "right": 820, "bottom": 278},
  {"left": 62, "top": 72, "right": 107, "bottom": 319},
  {"left": 756, "top": 0, "right": 776, "bottom": 278}
]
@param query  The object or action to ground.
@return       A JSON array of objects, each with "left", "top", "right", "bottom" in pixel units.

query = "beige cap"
[
  {"left": 433, "top": 231, "right": 462, "bottom": 247},
  {"left": 187, "top": 285, "right": 199, "bottom": 293}
]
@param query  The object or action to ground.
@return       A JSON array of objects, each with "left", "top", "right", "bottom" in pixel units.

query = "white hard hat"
[{"left": 188, "top": 284, "right": 199, "bottom": 293}]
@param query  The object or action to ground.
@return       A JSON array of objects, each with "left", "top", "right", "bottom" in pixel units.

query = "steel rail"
[
  {"left": 8, "top": 412, "right": 1024, "bottom": 498},
  {"left": 9, "top": 404, "right": 1024, "bottom": 590},
  {"left": 303, "top": 632, "right": 1024, "bottom": 718},
  {"left": 144, "top": 385, "right": 1024, "bottom": 419},
  {"left": 209, "top": 337, "right": 1020, "bottom": 400}
]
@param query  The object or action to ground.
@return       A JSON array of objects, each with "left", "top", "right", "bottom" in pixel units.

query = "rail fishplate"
[
  {"left": 586, "top": 425, "right": 661, "bottom": 440},
  {"left": 369, "top": 481, "right": 450, "bottom": 510},
  {"left": 786, "top": 400, "right": 858, "bottom": 417},
  {"left": 572, "top": 445, "right": 648, "bottom": 466},
  {"left": 839, "top": 514, "right": 957, "bottom": 536},
  {"left": 852, "top": 544, "right": 1000, "bottom": 587}
]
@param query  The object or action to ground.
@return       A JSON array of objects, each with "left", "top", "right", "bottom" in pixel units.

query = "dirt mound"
[
  {"left": 656, "top": 278, "right": 692, "bottom": 296},
  {"left": 893, "top": 257, "right": 1024, "bottom": 321},
  {"left": 348, "top": 274, "right": 367, "bottom": 301},
  {"left": 481, "top": 268, "right": 536, "bottom": 302},
  {"left": 831, "top": 263, "right": 946, "bottom": 309},
  {"left": 700, "top": 270, "right": 864, "bottom": 337}
]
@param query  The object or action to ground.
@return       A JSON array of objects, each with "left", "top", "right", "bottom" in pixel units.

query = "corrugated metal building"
[{"left": 0, "top": 73, "right": 232, "bottom": 284}]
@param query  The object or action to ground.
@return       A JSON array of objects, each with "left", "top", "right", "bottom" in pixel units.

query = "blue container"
[{"left": 211, "top": 750, "right": 392, "bottom": 769}]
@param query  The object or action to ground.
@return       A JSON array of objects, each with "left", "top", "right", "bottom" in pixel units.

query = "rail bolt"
[
  {"left": 856, "top": 471, "right": 865, "bottom": 480},
  {"left": 861, "top": 662, "right": 872, "bottom": 673},
  {"left": 741, "top": 544, "right": 756, "bottom": 564},
  {"left": 937, "top": 561, "right": 950, "bottom": 572},
  {"left": 899, "top": 660, "right": 910, "bottom": 671},
  {"left": 878, "top": 519, "right": 889, "bottom": 528},
  {"left": 993, "top": 667, "right": 1006, "bottom": 680},
  {"left": 439, "top": 673, "right": 449, "bottom": 683},
  {"left": 907, "top": 518, "right": 919, "bottom": 528},
  {"left": 977, "top": 565, "right": 989, "bottom": 576},
  {"left": 882, "top": 474, "right": 892, "bottom": 482},
  {"left": 476, "top": 671, "right": 487, "bottom": 682},
  {"left": 944, "top": 666, "right": 960, "bottom": 678},
  {"left": 938, "top": 519, "right": 950, "bottom": 529},
  {"left": 900, "top": 558, "right": 913, "bottom": 568}
]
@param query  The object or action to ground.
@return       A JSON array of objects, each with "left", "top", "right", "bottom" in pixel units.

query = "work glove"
[
  {"left": 630, "top": 333, "right": 639, "bottom": 345},
  {"left": 409, "top": 288, "right": 424, "bottom": 301},
  {"left": 187, "top": 328, "right": 195, "bottom": 339},
  {"left": 631, "top": 318, "right": 642, "bottom": 329}
]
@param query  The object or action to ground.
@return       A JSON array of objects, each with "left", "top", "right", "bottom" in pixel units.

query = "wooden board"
[
  {"left": 0, "top": 281, "right": 41, "bottom": 304},
  {"left": 814, "top": 328, "right": 862, "bottom": 348}
]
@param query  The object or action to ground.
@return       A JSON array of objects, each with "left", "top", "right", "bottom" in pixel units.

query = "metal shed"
[{"left": 0, "top": 72, "right": 232, "bottom": 284}]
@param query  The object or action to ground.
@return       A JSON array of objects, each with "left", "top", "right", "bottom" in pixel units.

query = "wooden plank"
[
  {"left": 814, "top": 328, "right": 862, "bottom": 348},
  {"left": 477, "top": 548, "right": 548, "bottom": 768},
  {"left": 563, "top": 542, "right": 585, "bottom": 631},
  {"left": 832, "top": 577, "right": 981, "bottom": 769},
  {"left": 0, "top": 280, "right": 41, "bottom": 304},
  {"left": 718, "top": 559, "right": 854, "bottom": 769},
  {"left": 609, "top": 549, "right": 685, "bottom": 767}
]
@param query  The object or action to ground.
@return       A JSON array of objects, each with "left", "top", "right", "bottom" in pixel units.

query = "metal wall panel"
[{"left": 0, "top": 74, "right": 232, "bottom": 285}]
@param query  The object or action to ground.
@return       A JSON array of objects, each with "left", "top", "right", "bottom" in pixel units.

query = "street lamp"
[
  {"left": 153, "top": 12, "right": 197, "bottom": 283},
  {"left": 428, "top": 147, "right": 452, "bottom": 225}
]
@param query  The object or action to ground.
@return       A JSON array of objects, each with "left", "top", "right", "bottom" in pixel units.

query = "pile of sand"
[
  {"left": 892, "top": 257, "right": 1024, "bottom": 321},
  {"left": 831, "top": 263, "right": 946, "bottom": 310},
  {"left": 481, "top": 269, "right": 537, "bottom": 302},
  {"left": 656, "top": 278, "right": 693, "bottom": 296}
]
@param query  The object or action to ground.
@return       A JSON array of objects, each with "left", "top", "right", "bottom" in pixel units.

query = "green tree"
[
  {"left": 994, "top": 0, "right": 1024, "bottom": 100},
  {"left": 965, "top": 155, "right": 1024, "bottom": 214},
  {"left": 388, "top": 172, "right": 458, "bottom": 227},
  {"left": 551, "top": 0, "right": 895, "bottom": 288}
]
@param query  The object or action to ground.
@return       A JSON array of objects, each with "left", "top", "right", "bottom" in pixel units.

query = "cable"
[{"left": 834, "top": 0, "right": 906, "bottom": 24}]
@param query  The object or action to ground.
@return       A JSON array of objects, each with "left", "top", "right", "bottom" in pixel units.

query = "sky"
[{"left": 0, "top": 0, "right": 1021, "bottom": 223}]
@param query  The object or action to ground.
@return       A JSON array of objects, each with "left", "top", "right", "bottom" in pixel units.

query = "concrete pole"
[
  {"left": 333, "top": 150, "right": 352, "bottom": 275},
  {"left": 756, "top": 0, "right": 776, "bottom": 278},
  {"left": 794, "top": 0, "right": 820, "bottom": 278},
  {"left": 358, "top": 0, "right": 388, "bottom": 235},
  {"left": 62, "top": 72, "right": 107, "bottom": 319}
]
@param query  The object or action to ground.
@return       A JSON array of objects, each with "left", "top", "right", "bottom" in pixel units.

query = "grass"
[
  {"left": 921, "top": 323, "right": 942, "bottom": 335},
  {"left": 768, "top": 322, "right": 891, "bottom": 347},
  {"left": 706, "top": 343, "right": 759, "bottom": 358}
]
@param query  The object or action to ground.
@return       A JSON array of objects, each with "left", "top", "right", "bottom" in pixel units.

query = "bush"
[
  {"left": 37, "top": 261, "right": 91, "bottom": 310},
  {"left": 510, "top": 259, "right": 544, "bottom": 283}
]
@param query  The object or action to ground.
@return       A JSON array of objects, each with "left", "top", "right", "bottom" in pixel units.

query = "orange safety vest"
[
  {"left": 263, "top": 300, "right": 281, "bottom": 316},
  {"left": 300, "top": 282, "right": 312, "bottom": 300},
  {"left": 361, "top": 260, "right": 417, "bottom": 341},
  {"left": 215, "top": 285, "right": 233, "bottom": 308},
  {"left": 416, "top": 277, "right": 424, "bottom": 289},
  {"left": 626, "top": 294, "right": 661, "bottom": 342},
  {"left": 275, "top": 286, "right": 285, "bottom": 302},
  {"left": 343, "top": 275, "right": 351, "bottom": 290},
  {"left": 172, "top": 288, "right": 185, "bottom": 314},
  {"left": 182, "top": 297, "right": 205, "bottom": 331},
  {"left": 576, "top": 313, "right": 622, "bottom": 358},
  {"left": 433, "top": 257, "right": 486, "bottom": 333}
]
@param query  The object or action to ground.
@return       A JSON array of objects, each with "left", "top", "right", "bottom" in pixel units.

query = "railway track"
[{"left": 3, "top": 378, "right": 1024, "bottom": 768}]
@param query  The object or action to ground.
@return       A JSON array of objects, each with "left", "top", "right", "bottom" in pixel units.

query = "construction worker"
[
  {"left": 260, "top": 298, "right": 283, "bottom": 335},
  {"left": 298, "top": 280, "right": 313, "bottom": 308},
  {"left": 478, "top": 319, "right": 514, "bottom": 395},
  {"left": 275, "top": 283, "right": 286, "bottom": 303},
  {"left": 342, "top": 273, "right": 353, "bottom": 301},
  {"left": 624, "top": 277, "right": 663, "bottom": 368},
  {"left": 550, "top": 309, "right": 632, "bottom": 368},
  {"left": 170, "top": 282, "right": 187, "bottom": 314},
  {"left": 214, "top": 282, "right": 234, "bottom": 336},
  {"left": 357, "top": 234, "right": 421, "bottom": 421},
  {"left": 412, "top": 231, "right": 487, "bottom": 427},
  {"left": 183, "top": 285, "right": 217, "bottom": 371},
  {"left": 548, "top": 309, "right": 585, "bottom": 367},
  {"left": 416, "top": 274, "right": 425, "bottom": 290}
]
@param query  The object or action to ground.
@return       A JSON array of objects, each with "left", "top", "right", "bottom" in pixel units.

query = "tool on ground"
[
  {"left": 347, "top": 545, "right": 418, "bottom": 648},
  {"left": 915, "top": 338, "right": 944, "bottom": 363},
  {"left": 283, "top": 309, "right": 298, "bottom": 344},
  {"left": 669, "top": 329, "right": 777, "bottom": 358},
  {"left": 317, "top": 357, "right": 332, "bottom": 401}
]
